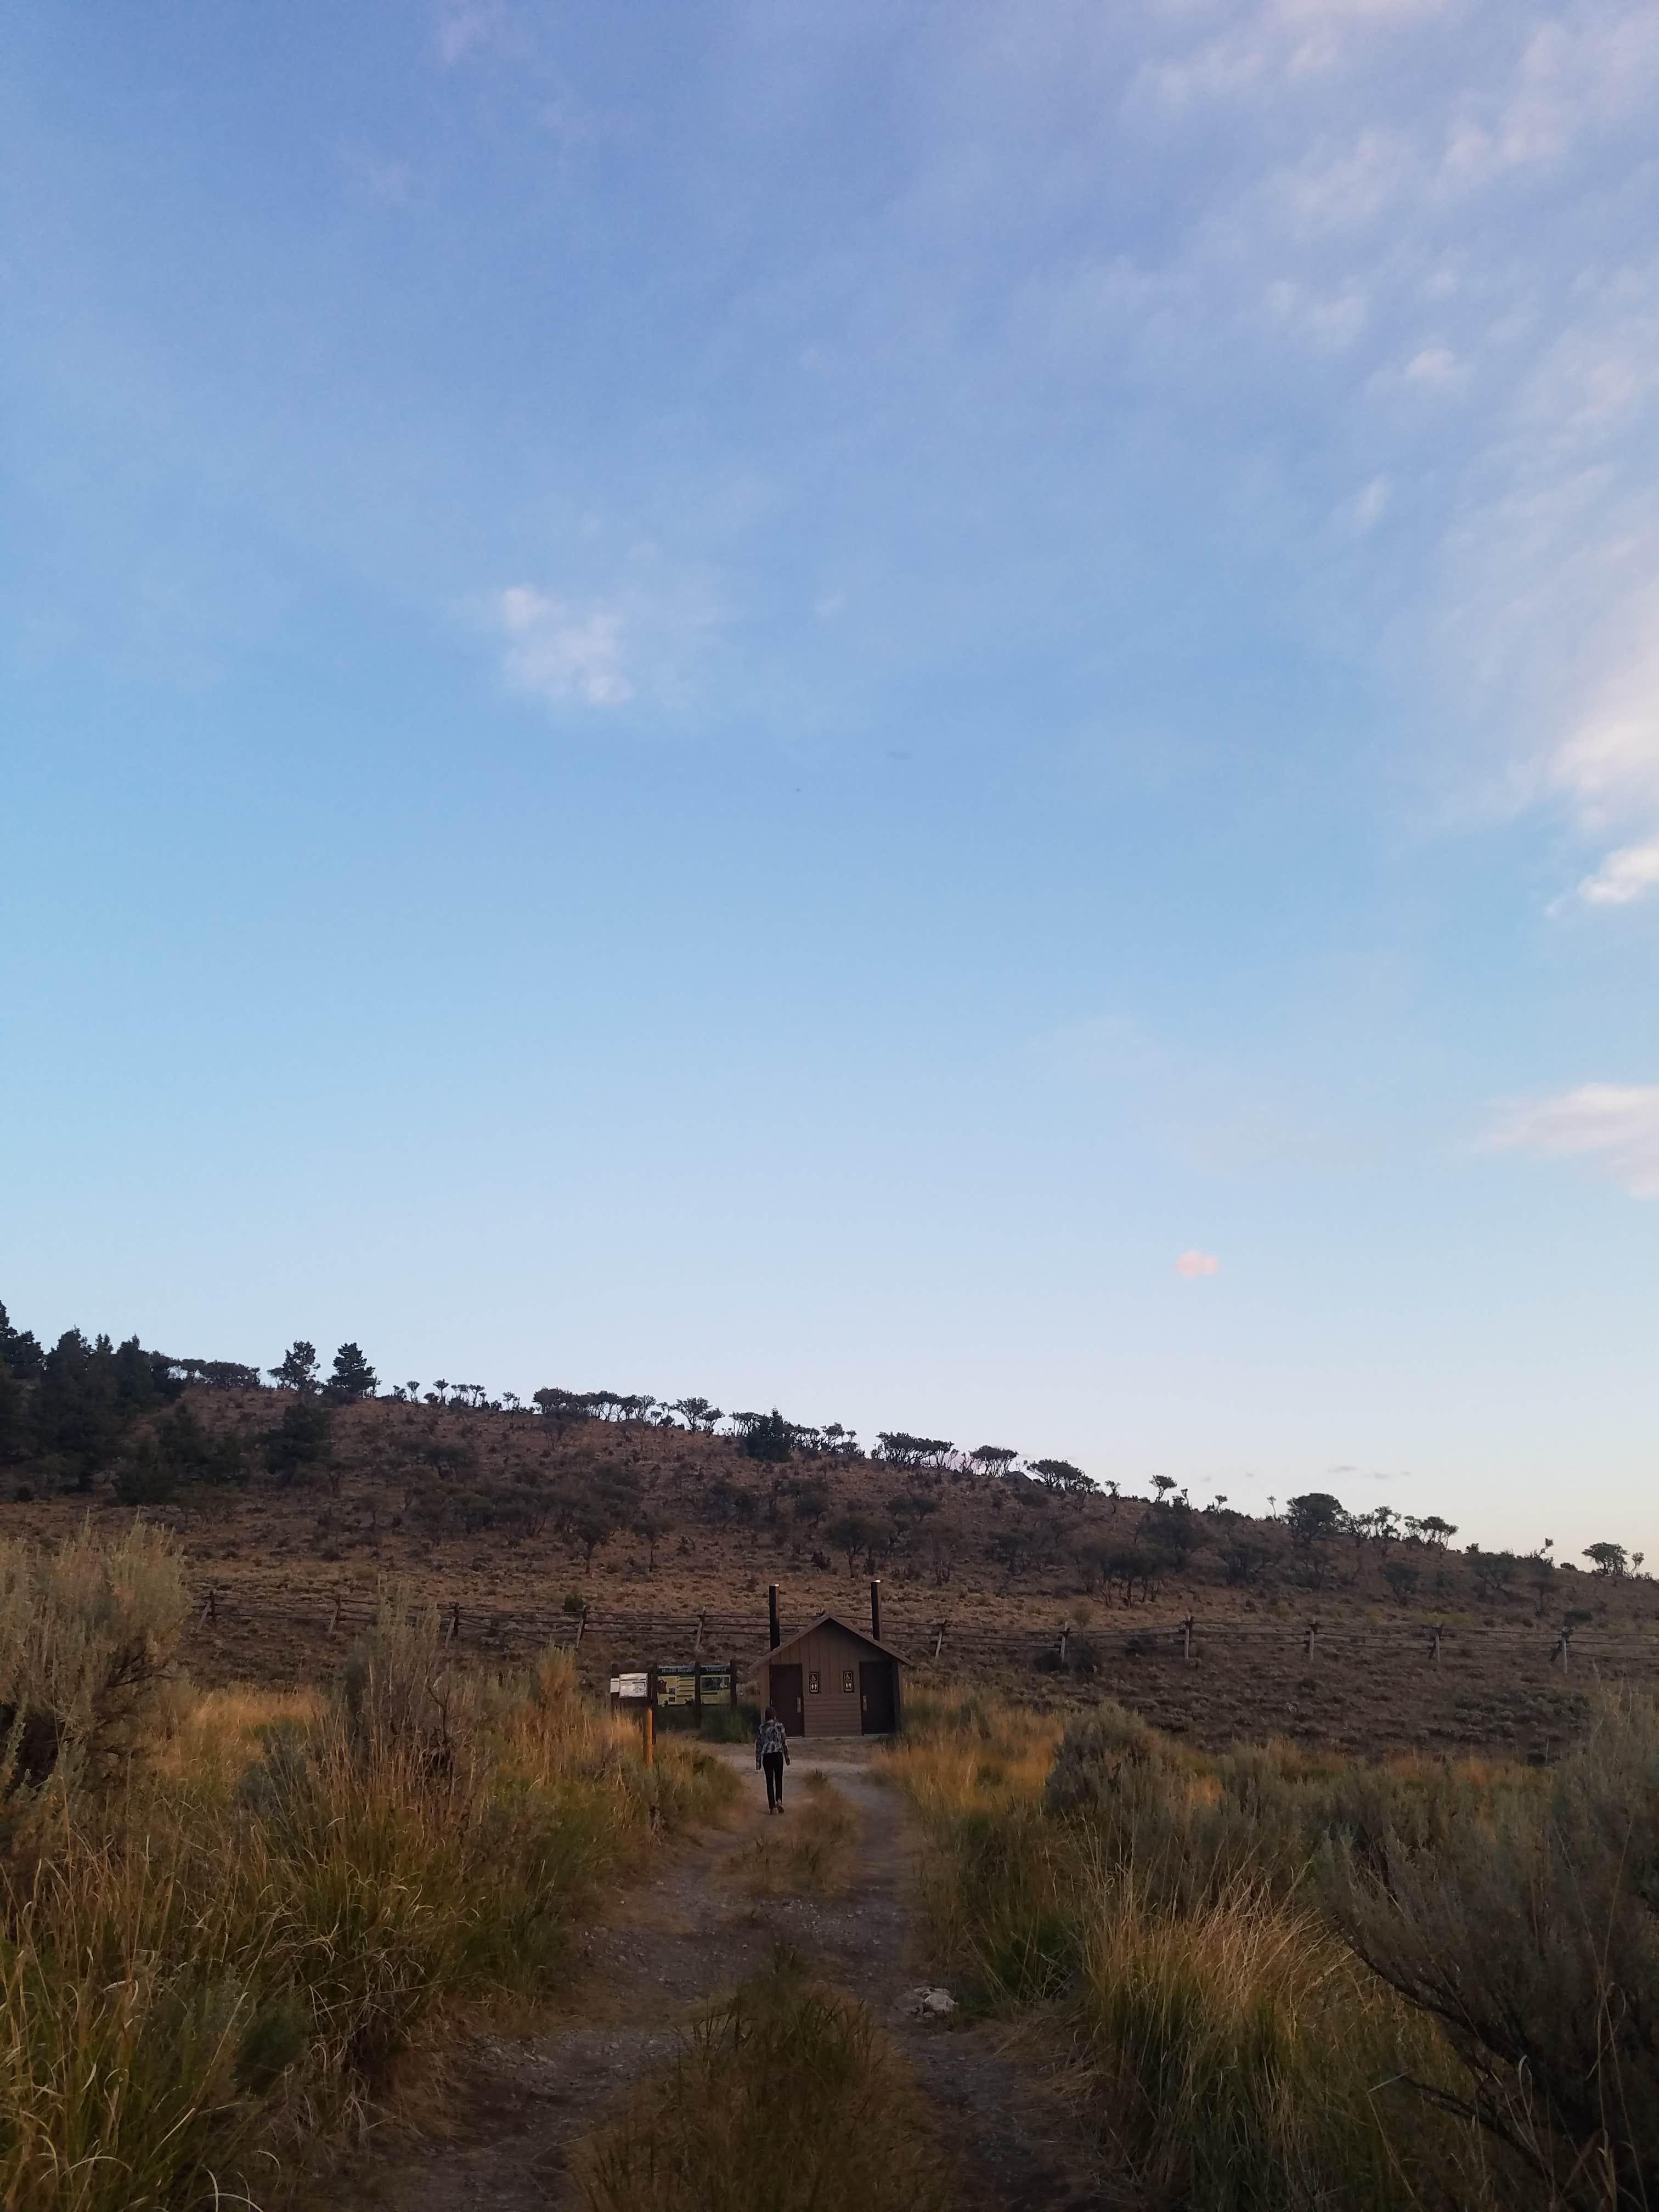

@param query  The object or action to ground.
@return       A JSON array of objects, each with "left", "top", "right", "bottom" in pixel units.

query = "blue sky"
[{"left": 3, "top": 1, "right": 1656, "bottom": 1556}]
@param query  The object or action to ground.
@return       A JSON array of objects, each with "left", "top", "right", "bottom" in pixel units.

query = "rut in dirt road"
[{"left": 328, "top": 1741, "right": 1104, "bottom": 2212}]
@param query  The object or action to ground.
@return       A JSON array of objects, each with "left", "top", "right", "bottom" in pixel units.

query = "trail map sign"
[{"left": 659, "top": 1664, "right": 733, "bottom": 1707}]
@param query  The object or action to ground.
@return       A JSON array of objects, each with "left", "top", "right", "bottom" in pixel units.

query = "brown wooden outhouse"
[{"left": 757, "top": 1612, "right": 905, "bottom": 1738}]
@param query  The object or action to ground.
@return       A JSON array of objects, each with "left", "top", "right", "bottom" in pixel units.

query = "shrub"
[
  {"left": 1327, "top": 1694, "right": 1659, "bottom": 2208},
  {"left": 888, "top": 1699, "right": 1520, "bottom": 2210},
  {"left": 1, "top": 1520, "right": 189, "bottom": 1805}
]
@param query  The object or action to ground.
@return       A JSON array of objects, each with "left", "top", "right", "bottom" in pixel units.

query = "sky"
[{"left": 2, "top": 1, "right": 1656, "bottom": 1558}]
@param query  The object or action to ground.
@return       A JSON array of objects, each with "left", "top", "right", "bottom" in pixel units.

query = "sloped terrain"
[{"left": 9, "top": 1386, "right": 1654, "bottom": 1757}]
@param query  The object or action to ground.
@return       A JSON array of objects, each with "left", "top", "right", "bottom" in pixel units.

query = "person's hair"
[{"left": 763, "top": 1705, "right": 775, "bottom": 1722}]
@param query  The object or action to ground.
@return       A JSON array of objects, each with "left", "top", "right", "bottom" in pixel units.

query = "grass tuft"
[
  {"left": 736, "top": 1771, "right": 858, "bottom": 1898},
  {"left": 573, "top": 1949, "right": 956, "bottom": 2212}
]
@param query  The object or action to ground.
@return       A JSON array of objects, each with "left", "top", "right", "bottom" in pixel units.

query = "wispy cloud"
[
  {"left": 1031, "top": 2, "right": 1659, "bottom": 899},
  {"left": 1487, "top": 1084, "right": 1659, "bottom": 1197},
  {"left": 495, "top": 588, "right": 631, "bottom": 707},
  {"left": 482, "top": 563, "right": 722, "bottom": 715},
  {"left": 1175, "top": 1249, "right": 1220, "bottom": 1278},
  {"left": 1576, "top": 837, "right": 1659, "bottom": 907}
]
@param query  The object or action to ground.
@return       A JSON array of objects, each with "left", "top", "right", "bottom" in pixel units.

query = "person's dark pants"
[{"left": 763, "top": 1751, "right": 785, "bottom": 1809}]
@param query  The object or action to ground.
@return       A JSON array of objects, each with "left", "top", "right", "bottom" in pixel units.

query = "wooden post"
[
  {"left": 643, "top": 1705, "right": 654, "bottom": 1768},
  {"left": 574, "top": 1602, "right": 586, "bottom": 1647},
  {"left": 932, "top": 1622, "right": 945, "bottom": 1661},
  {"left": 328, "top": 1594, "right": 342, "bottom": 1638},
  {"left": 1057, "top": 1623, "right": 1069, "bottom": 1667},
  {"left": 1429, "top": 1625, "right": 1443, "bottom": 1665},
  {"left": 693, "top": 1661, "right": 703, "bottom": 1729},
  {"left": 1303, "top": 1620, "right": 1318, "bottom": 1661},
  {"left": 694, "top": 1610, "right": 706, "bottom": 1656},
  {"left": 1181, "top": 1614, "right": 1194, "bottom": 1663},
  {"left": 447, "top": 1600, "right": 461, "bottom": 1645},
  {"left": 207, "top": 1585, "right": 217, "bottom": 1624},
  {"left": 1552, "top": 1626, "right": 1572, "bottom": 1671}
]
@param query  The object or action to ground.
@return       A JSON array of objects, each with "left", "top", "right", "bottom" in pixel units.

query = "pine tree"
[
  {"left": 326, "top": 1342, "right": 379, "bottom": 1401},
  {"left": 269, "top": 1341, "right": 320, "bottom": 1396}
]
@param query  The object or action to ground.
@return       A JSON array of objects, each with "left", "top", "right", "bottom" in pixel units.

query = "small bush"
[
  {"left": 1328, "top": 1693, "right": 1659, "bottom": 2208},
  {"left": 1, "top": 1519, "right": 188, "bottom": 1806}
]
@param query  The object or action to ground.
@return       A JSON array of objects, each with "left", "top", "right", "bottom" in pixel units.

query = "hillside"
[{"left": 5, "top": 1329, "right": 1655, "bottom": 1758}]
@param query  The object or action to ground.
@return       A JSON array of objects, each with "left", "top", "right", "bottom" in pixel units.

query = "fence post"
[
  {"left": 932, "top": 1622, "right": 945, "bottom": 1661},
  {"left": 693, "top": 1661, "right": 703, "bottom": 1729},
  {"left": 1057, "top": 1623, "right": 1069, "bottom": 1667},
  {"left": 1429, "top": 1625, "right": 1442, "bottom": 1665},
  {"left": 1181, "top": 1614, "right": 1194, "bottom": 1663},
  {"left": 1303, "top": 1620, "right": 1318, "bottom": 1661}
]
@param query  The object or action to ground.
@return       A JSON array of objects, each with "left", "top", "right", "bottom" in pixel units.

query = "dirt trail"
[{"left": 331, "top": 1743, "right": 1104, "bottom": 2212}]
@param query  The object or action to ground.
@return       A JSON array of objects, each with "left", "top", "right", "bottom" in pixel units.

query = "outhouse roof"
[{"left": 757, "top": 1611, "right": 906, "bottom": 1668}]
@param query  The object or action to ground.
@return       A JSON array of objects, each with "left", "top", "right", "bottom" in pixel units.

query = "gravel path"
[{"left": 324, "top": 1741, "right": 1106, "bottom": 2211}]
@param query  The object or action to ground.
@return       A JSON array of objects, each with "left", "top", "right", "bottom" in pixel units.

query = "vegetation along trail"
[{"left": 334, "top": 1740, "right": 1104, "bottom": 2212}]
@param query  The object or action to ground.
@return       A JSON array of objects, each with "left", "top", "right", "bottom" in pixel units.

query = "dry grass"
[
  {"left": 734, "top": 1771, "right": 857, "bottom": 1897},
  {"left": 0, "top": 1536, "right": 736, "bottom": 2212},
  {"left": 884, "top": 1692, "right": 1515, "bottom": 2212},
  {"left": 876, "top": 1691, "right": 1062, "bottom": 1816},
  {"left": 571, "top": 1948, "right": 957, "bottom": 2212},
  {"left": 21, "top": 1385, "right": 1654, "bottom": 1764}
]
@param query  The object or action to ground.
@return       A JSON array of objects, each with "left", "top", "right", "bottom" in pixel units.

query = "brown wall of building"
[{"left": 765, "top": 1621, "right": 894, "bottom": 1736}]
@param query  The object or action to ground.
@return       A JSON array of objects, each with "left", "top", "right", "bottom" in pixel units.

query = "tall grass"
[
  {"left": 881, "top": 1693, "right": 1513, "bottom": 2212},
  {"left": 573, "top": 1949, "right": 957, "bottom": 2212},
  {"left": 0, "top": 1538, "right": 734, "bottom": 2211}
]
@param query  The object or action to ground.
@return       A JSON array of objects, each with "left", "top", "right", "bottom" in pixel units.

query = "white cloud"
[
  {"left": 1403, "top": 345, "right": 1466, "bottom": 391},
  {"left": 1350, "top": 475, "right": 1392, "bottom": 532},
  {"left": 1175, "top": 1249, "right": 1220, "bottom": 1278},
  {"left": 495, "top": 588, "right": 631, "bottom": 707},
  {"left": 1576, "top": 837, "right": 1659, "bottom": 907},
  {"left": 1487, "top": 1084, "right": 1659, "bottom": 1197}
]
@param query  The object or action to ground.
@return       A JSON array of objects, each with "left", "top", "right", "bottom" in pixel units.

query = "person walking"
[{"left": 755, "top": 1704, "right": 791, "bottom": 1813}]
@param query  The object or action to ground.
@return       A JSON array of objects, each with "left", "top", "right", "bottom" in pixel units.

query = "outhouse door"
[
  {"left": 859, "top": 1660, "right": 896, "bottom": 1735},
  {"left": 771, "top": 1665, "right": 805, "bottom": 1737}
]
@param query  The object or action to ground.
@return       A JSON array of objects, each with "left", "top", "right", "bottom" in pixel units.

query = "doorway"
[
  {"left": 770, "top": 1664, "right": 805, "bottom": 1736},
  {"left": 859, "top": 1660, "right": 896, "bottom": 1734}
]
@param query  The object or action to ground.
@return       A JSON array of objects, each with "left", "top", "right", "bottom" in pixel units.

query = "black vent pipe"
[
  {"left": 768, "top": 1583, "right": 781, "bottom": 1650},
  {"left": 870, "top": 1578, "right": 882, "bottom": 1643}
]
